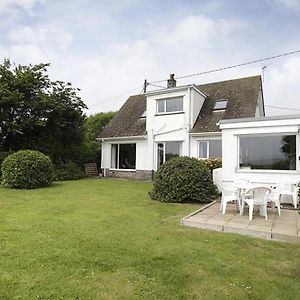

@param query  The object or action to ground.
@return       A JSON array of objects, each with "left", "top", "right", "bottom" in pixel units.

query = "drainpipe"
[
  {"left": 187, "top": 86, "right": 192, "bottom": 157},
  {"left": 100, "top": 138, "right": 106, "bottom": 177}
]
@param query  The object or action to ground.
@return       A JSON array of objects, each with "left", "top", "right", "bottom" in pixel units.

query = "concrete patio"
[{"left": 181, "top": 201, "right": 300, "bottom": 243}]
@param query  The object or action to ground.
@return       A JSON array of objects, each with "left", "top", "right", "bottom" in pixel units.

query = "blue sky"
[{"left": 0, "top": 0, "right": 300, "bottom": 115}]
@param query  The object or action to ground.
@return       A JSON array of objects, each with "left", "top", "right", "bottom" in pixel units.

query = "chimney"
[{"left": 167, "top": 74, "right": 176, "bottom": 88}]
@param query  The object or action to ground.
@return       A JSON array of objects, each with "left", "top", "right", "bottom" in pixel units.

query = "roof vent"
[
  {"left": 214, "top": 99, "right": 228, "bottom": 111},
  {"left": 167, "top": 74, "right": 176, "bottom": 88}
]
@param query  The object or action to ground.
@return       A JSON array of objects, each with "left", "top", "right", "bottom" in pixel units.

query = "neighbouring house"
[{"left": 99, "top": 74, "right": 265, "bottom": 180}]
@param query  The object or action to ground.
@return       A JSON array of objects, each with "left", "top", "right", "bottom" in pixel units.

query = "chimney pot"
[{"left": 167, "top": 74, "right": 176, "bottom": 88}]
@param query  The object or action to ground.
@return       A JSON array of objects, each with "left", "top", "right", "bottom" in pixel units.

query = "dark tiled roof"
[
  {"left": 100, "top": 94, "right": 146, "bottom": 138},
  {"left": 100, "top": 75, "right": 262, "bottom": 138},
  {"left": 191, "top": 75, "right": 262, "bottom": 133}
]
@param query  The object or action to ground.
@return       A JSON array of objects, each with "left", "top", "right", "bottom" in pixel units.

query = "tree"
[
  {"left": 82, "top": 112, "right": 116, "bottom": 166},
  {"left": 84, "top": 112, "right": 115, "bottom": 143},
  {"left": 0, "top": 59, "right": 87, "bottom": 163}
]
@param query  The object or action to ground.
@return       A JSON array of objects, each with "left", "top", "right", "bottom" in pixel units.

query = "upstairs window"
[
  {"left": 157, "top": 97, "right": 183, "bottom": 114},
  {"left": 214, "top": 99, "right": 228, "bottom": 111}
]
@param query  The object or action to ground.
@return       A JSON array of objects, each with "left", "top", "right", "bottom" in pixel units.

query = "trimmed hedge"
[
  {"left": 54, "top": 161, "right": 85, "bottom": 181},
  {"left": 1, "top": 150, "right": 54, "bottom": 189},
  {"left": 150, "top": 156, "right": 218, "bottom": 203}
]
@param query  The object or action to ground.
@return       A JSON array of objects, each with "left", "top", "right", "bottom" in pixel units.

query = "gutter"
[{"left": 97, "top": 134, "right": 147, "bottom": 141}]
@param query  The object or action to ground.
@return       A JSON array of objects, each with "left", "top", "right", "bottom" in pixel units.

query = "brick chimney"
[{"left": 167, "top": 74, "right": 176, "bottom": 88}]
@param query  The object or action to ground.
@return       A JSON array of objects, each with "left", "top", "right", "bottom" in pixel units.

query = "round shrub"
[
  {"left": 1, "top": 150, "right": 54, "bottom": 189},
  {"left": 150, "top": 156, "right": 218, "bottom": 203}
]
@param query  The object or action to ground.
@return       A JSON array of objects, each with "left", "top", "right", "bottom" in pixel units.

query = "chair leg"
[
  {"left": 277, "top": 201, "right": 281, "bottom": 216},
  {"left": 222, "top": 201, "right": 227, "bottom": 215},
  {"left": 240, "top": 200, "right": 244, "bottom": 216},
  {"left": 264, "top": 205, "right": 267, "bottom": 221},
  {"left": 249, "top": 203, "right": 253, "bottom": 221}
]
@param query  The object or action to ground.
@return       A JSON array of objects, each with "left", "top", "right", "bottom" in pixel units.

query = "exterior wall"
[
  {"left": 105, "top": 169, "right": 153, "bottom": 181},
  {"left": 255, "top": 89, "right": 265, "bottom": 117},
  {"left": 220, "top": 117, "right": 300, "bottom": 188},
  {"left": 101, "top": 86, "right": 206, "bottom": 179}
]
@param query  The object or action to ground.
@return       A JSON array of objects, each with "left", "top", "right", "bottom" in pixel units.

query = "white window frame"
[
  {"left": 237, "top": 133, "right": 299, "bottom": 173},
  {"left": 156, "top": 141, "right": 183, "bottom": 169},
  {"left": 110, "top": 143, "right": 136, "bottom": 171},
  {"left": 197, "top": 139, "right": 222, "bottom": 159},
  {"left": 156, "top": 96, "right": 184, "bottom": 114}
]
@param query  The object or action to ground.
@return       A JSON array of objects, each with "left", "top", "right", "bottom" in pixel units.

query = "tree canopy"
[
  {"left": 0, "top": 59, "right": 87, "bottom": 163},
  {"left": 84, "top": 111, "right": 115, "bottom": 143}
]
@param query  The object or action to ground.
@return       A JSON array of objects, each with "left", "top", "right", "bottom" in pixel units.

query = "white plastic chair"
[
  {"left": 219, "top": 184, "right": 240, "bottom": 215},
  {"left": 274, "top": 181, "right": 298, "bottom": 208},
  {"left": 241, "top": 187, "right": 272, "bottom": 221},
  {"left": 268, "top": 190, "right": 281, "bottom": 216}
]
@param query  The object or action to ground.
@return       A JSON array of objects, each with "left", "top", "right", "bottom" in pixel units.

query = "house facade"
[{"left": 100, "top": 74, "right": 264, "bottom": 180}]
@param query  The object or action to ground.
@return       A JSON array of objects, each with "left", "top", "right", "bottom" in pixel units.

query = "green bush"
[
  {"left": 150, "top": 156, "right": 218, "bottom": 203},
  {"left": 1, "top": 150, "right": 54, "bottom": 189},
  {"left": 203, "top": 158, "right": 222, "bottom": 172},
  {"left": 54, "top": 161, "right": 85, "bottom": 181}
]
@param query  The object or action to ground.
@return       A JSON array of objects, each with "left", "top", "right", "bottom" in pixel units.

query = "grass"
[{"left": 0, "top": 178, "right": 299, "bottom": 299}]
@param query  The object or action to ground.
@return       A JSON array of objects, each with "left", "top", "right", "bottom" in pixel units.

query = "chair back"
[
  {"left": 276, "top": 180, "right": 295, "bottom": 194},
  {"left": 233, "top": 179, "right": 250, "bottom": 190},
  {"left": 246, "top": 187, "right": 271, "bottom": 204}
]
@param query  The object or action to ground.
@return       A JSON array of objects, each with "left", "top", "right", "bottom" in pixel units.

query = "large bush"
[
  {"left": 54, "top": 161, "right": 85, "bottom": 181},
  {"left": 150, "top": 156, "right": 217, "bottom": 203},
  {"left": 1, "top": 150, "right": 54, "bottom": 189}
]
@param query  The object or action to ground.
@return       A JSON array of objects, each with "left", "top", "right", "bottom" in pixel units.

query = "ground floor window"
[
  {"left": 198, "top": 139, "right": 222, "bottom": 159},
  {"left": 111, "top": 143, "right": 136, "bottom": 169},
  {"left": 239, "top": 134, "right": 296, "bottom": 170},
  {"left": 157, "top": 141, "right": 182, "bottom": 168}
]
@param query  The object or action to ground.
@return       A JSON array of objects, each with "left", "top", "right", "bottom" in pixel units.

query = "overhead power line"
[
  {"left": 88, "top": 48, "right": 300, "bottom": 110},
  {"left": 150, "top": 49, "right": 300, "bottom": 84}
]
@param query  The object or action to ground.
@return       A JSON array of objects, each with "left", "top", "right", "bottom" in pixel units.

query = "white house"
[{"left": 100, "top": 74, "right": 264, "bottom": 180}]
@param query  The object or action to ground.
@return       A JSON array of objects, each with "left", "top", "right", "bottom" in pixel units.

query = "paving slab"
[{"left": 182, "top": 202, "right": 300, "bottom": 243}]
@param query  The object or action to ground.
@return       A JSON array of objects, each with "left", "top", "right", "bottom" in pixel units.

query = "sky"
[{"left": 0, "top": 0, "right": 300, "bottom": 116}]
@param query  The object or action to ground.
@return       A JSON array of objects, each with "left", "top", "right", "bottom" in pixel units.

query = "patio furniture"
[
  {"left": 241, "top": 187, "right": 272, "bottom": 221},
  {"left": 219, "top": 185, "right": 240, "bottom": 215},
  {"left": 274, "top": 181, "right": 298, "bottom": 208},
  {"left": 268, "top": 189, "right": 281, "bottom": 216}
]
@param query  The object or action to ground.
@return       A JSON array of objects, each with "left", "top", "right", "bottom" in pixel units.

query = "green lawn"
[{"left": 0, "top": 179, "right": 299, "bottom": 299}]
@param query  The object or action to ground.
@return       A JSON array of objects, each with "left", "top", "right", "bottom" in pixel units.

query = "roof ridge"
[{"left": 197, "top": 74, "right": 261, "bottom": 87}]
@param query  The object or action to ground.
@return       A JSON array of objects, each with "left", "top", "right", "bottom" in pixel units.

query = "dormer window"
[
  {"left": 214, "top": 99, "right": 228, "bottom": 111},
  {"left": 157, "top": 96, "right": 183, "bottom": 114}
]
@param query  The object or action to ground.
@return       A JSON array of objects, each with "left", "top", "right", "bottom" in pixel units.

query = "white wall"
[
  {"left": 101, "top": 85, "right": 207, "bottom": 172},
  {"left": 221, "top": 117, "right": 300, "bottom": 187}
]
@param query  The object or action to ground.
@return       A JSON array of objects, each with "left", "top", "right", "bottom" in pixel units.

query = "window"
[
  {"left": 214, "top": 99, "right": 228, "bottom": 110},
  {"left": 198, "top": 140, "right": 222, "bottom": 159},
  {"left": 239, "top": 134, "right": 296, "bottom": 170},
  {"left": 157, "top": 97, "right": 183, "bottom": 114},
  {"left": 111, "top": 143, "right": 136, "bottom": 169},
  {"left": 157, "top": 141, "right": 182, "bottom": 168}
]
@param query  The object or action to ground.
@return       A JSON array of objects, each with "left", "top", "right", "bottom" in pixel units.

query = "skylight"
[{"left": 214, "top": 99, "right": 228, "bottom": 111}]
